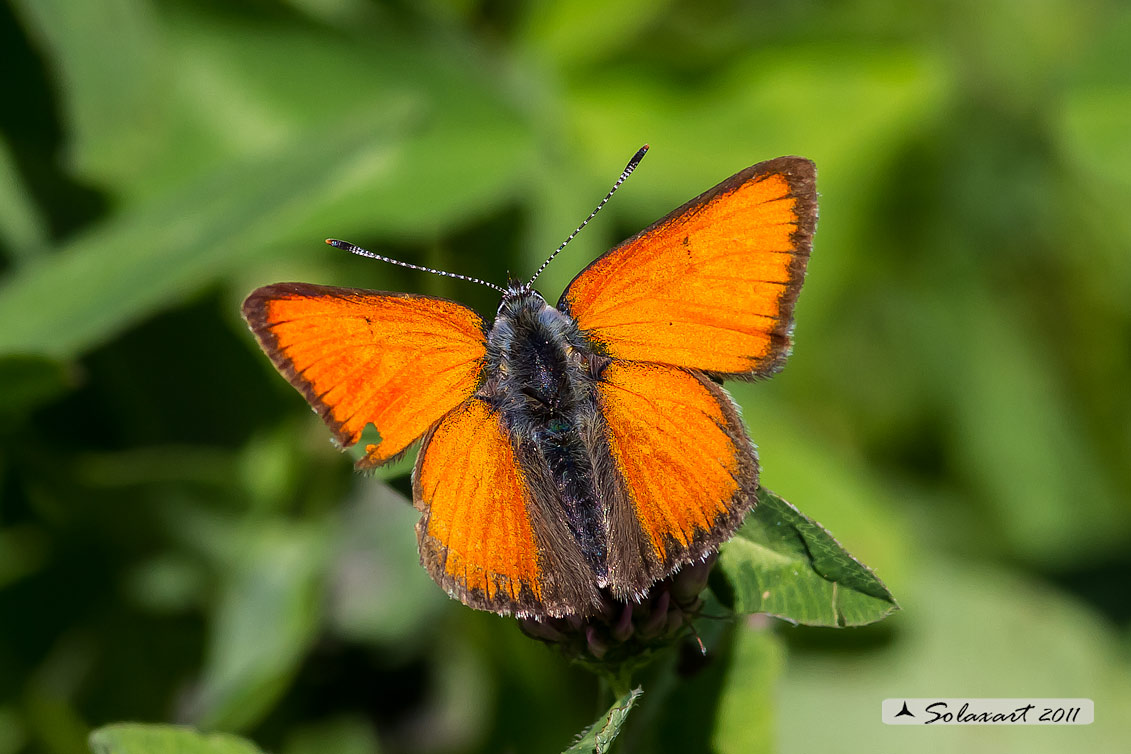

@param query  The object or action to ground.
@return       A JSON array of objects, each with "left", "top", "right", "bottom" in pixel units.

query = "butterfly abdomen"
[{"left": 486, "top": 290, "right": 609, "bottom": 578}]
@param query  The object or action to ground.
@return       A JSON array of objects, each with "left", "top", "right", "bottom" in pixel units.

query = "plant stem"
[{"left": 599, "top": 665, "right": 635, "bottom": 702}]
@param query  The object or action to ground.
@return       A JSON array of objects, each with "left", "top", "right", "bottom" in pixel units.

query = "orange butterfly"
[{"left": 242, "top": 149, "right": 816, "bottom": 619}]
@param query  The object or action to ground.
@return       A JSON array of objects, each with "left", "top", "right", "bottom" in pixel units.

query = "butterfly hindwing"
[
  {"left": 413, "top": 397, "right": 601, "bottom": 617},
  {"left": 560, "top": 157, "right": 816, "bottom": 379},
  {"left": 241, "top": 283, "right": 487, "bottom": 468},
  {"left": 595, "top": 361, "right": 759, "bottom": 595}
]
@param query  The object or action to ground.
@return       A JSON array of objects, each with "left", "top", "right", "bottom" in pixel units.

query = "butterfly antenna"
[
  {"left": 526, "top": 144, "right": 649, "bottom": 289},
  {"left": 325, "top": 239, "right": 507, "bottom": 294}
]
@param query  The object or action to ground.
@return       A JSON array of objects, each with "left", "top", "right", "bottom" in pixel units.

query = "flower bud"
[{"left": 518, "top": 554, "right": 718, "bottom": 671}]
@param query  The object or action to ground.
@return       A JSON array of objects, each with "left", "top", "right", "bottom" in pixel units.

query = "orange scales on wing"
[
  {"left": 562, "top": 162, "right": 813, "bottom": 376},
  {"left": 598, "top": 362, "right": 742, "bottom": 560},
  {"left": 416, "top": 399, "right": 542, "bottom": 604},
  {"left": 244, "top": 284, "right": 487, "bottom": 467}
]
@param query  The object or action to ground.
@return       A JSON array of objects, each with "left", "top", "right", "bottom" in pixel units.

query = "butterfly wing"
[
  {"left": 242, "top": 283, "right": 487, "bottom": 468},
  {"left": 414, "top": 397, "right": 601, "bottom": 618},
  {"left": 595, "top": 362, "right": 758, "bottom": 596},
  {"left": 559, "top": 157, "right": 816, "bottom": 379},
  {"left": 563, "top": 157, "right": 815, "bottom": 591}
]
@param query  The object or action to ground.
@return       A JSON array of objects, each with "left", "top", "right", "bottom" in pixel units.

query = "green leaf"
[
  {"left": 563, "top": 687, "right": 641, "bottom": 754},
  {"left": 712, "top": 624, "right": 783, "bottom": 753},
  {"left": 714, "top": 487, "right": 898, "bottom": 627},
  {"left": 10, "top": 0, "right": 164, "bottom": 188},
  {"left": 89, "top": 724, "right": 265, "bottom": 754},
  {"left": 0, "top": 106, "right": 412, "bottom": 360}
]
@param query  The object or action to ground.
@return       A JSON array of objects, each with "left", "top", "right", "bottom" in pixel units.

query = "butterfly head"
[{"left": 497, "top": 279, "right": 547, "bottom": 318}]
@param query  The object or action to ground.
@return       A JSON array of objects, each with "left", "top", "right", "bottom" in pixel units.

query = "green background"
[{"left": 2, "top": 0, "right": 1130, "bottom": 752}]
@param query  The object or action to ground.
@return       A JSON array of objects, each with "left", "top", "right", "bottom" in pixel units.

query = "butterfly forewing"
[
  {"left": 560, "top": 157, "right": 816, "bottom": 379},
  {"left": 241, "top": 283, "right": 487, "bottom": 468}
]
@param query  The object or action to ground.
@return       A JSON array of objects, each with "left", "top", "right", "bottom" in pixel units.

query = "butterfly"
[{"left": 242, "top": 148, "right": 816, "bottom": 619}]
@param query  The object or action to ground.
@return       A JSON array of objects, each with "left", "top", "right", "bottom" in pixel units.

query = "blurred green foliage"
[
  {"left": 89, "top": 724, "right": 267, "bottom": 754},
  {"left": 2, "top": 0, "right": 1130, "bottom": 752}
]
